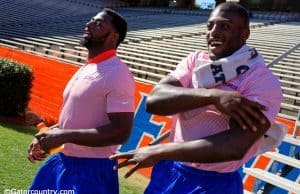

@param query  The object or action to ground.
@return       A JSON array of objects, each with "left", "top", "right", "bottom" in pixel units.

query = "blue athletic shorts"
[
  {"left": 145, "top": 160, "right": 243, "bottom": 194},
  {"left": 29, "top": 153, "right": 119, "bottom": 194}
]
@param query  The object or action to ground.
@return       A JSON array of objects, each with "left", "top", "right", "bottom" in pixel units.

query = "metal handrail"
[
  {"left": 293, "top": 109, "right": 300, "bottom": 138},
  {"left": 267, "top": 43, "right": 300, "bottom": 68}
]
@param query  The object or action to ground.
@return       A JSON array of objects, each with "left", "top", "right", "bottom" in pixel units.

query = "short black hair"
[
  {"left": 215, "top": 2, "right": 249, "bottom": 28},
  {"left": 102, "top": 8, "right": 127, "bottom": 47}
]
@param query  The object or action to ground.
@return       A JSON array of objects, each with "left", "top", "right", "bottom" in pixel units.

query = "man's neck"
[{"left": 87, "top": 46, "right": 115, "bottom": 60}]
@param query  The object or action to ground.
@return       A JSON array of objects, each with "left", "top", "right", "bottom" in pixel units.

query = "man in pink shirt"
[
  {"left": 110, "top": 3, "right": 282, "bottom": 194},
  {"left": 27, "top": 8, "right": 135, "bottom": 194}
]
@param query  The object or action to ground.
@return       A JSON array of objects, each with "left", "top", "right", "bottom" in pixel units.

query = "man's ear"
[
  {"left": 242, "top": 28, "right": 250, "bottom": 42},
  {"left": 111, "top": 32, "right": 119, "bottom": 44}
]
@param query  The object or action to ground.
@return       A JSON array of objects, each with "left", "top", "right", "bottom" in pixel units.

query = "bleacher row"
[
  {"left": 125, "top": 7, "right": 300, "bottom": 22},
  {"left": 0, "top": 0, "right": 130, "bottom": 27},
  {"left": 0, "top": 0, "right": 299, "bottom": 193},
  {"left": 252, "top": 11, "right": 300, "bottom": 21}
]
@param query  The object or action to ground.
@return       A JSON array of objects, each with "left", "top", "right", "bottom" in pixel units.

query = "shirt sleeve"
[
  {"left": 105, "top": 66, "right": 135, "bottom": 113},
  {"left": 239, "top": 64, "right": 282, "bottom": 123},
  {"left": 169, "top": 51, "right": 200, "bottom": 87}
]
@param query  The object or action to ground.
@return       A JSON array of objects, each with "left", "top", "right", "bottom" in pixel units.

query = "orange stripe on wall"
[{"left": 0, "top": 46, "right": 160, "bottom": 126}]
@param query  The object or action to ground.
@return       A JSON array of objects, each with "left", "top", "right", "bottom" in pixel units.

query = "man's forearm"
[
  {"left": 153, "top": 131, "right": 240, "bottom": 163},
  {"left": 146, "top": 84, "right": 215, "bottom": 115},
  {"left": 37, "top": 112, "right": 133, "bottom": 152},
  {"left": 61, "top": 124, "right": 130, "bottom": 147},
  {"left": 152, "top": 118, "right": 269, "bottom": 163},
  {"left": 60, "top": 112, "right": 133, "bottom": 148}
]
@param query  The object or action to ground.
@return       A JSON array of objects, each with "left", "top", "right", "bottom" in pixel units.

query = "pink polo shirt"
[
  {"left": 169, "top": 50, "right": 282, "bottom": 173},
  {"left": 58, "top": 50, "right": 135, "bottom": 158}
]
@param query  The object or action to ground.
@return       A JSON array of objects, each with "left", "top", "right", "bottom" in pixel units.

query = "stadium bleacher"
[{"left": 0, "top": 0, "right": 299, "bottom": 193}]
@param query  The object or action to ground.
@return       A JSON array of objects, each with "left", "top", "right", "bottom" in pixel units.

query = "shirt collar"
[{"left": 86, "top": 49, "right": 116, "bottom": 64}]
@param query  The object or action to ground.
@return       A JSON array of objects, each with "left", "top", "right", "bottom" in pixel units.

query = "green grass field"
[{"left": 0, "top": 123, "right": 148, "bottom": 193}]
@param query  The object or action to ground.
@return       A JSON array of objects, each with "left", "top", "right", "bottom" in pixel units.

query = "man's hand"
[
  {"left": 27, "top": 138, "right": 47, "bottom": 163},
  {"left": 35, "top": 128, "right": 65, "bottom": 154},
  {"left": 210, "top": 89, "right": 267, "bottom": 131},
  {"left": 109, "top": 145, "right": 162, "bottom": 178}
]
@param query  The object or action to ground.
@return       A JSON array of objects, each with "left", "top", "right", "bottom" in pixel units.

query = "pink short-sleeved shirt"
[
  {"left": 58, "top": 55, "right": 135, "bottom": 158},
  {"left": 169, "top": 50, "right": 282, "bottom": 173}
]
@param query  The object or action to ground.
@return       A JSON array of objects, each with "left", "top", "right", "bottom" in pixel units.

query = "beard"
[
  {"left": 80, "top": 31, "right": 111, "bottom": 49},
  {"left": 80, "top": 37, "right": 105, "bottom": 48},
  {"left": 80, "top": 37, "right": 91, "bottom": 47}
]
